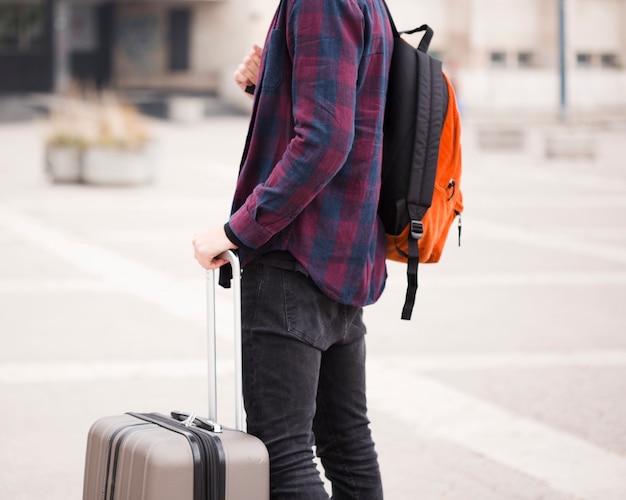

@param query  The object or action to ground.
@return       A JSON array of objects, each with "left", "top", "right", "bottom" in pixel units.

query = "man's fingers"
[
  {"left": 234, "top": 64, "right": 256, "bottom": 89},
  {"left": 233, "top": 45, "right": 263, "bottom": 93},
  {"left": 242, "top": 56, "right": 259, "bottom": 81},
  {"left": 194, "top": 252, "right": 228, "bottom": 270},
  {"left": 207, "top": 258, "right": 229, "bottom": 270}
]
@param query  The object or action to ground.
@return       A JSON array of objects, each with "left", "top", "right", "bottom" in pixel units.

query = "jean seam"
[
  {"left": 316, "top": 385, "right": 359, "bottom": 498},
  {"left": 243, "top": 264, "right": 268, "bottom": 419}
]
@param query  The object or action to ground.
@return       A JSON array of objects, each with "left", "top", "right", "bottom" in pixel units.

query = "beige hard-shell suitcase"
[{"left": 82, "top": 251, "right": 269, "bottom": 500}]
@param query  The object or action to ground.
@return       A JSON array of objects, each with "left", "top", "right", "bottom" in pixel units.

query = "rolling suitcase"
[{"left": 82, "top": 251, "right": 269, "bottom": 500}]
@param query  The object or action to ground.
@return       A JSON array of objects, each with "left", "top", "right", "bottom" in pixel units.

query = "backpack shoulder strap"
[
  {"left": 402, "top": 44, "right": 448, "bottom": 321},
  {"left": 406, "top": 52, "right": 446, "bottom": 220}
]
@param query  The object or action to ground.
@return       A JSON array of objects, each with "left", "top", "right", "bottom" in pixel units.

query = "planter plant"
[{"left": 45, "top": 92, "right": 157, "bottom": 186}]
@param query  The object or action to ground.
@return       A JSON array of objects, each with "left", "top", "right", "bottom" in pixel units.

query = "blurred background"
[
  {"left": 1, "top": 1, "right": 626, "bottom": 499},
  {"left": 1, "top": 0, "right": 625, "bottom": 117}
]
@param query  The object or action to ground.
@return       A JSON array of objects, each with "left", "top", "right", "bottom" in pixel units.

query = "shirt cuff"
[
  {"left": 228, "top": 204, "right": 275, "bottom": 249},
  {"left": 224, "top": 223, "right": 246, "bottom": 249}
]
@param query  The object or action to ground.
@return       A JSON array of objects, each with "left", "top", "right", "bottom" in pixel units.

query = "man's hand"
[
  {"left": 234, "top": 44, "right": 262, "bottom": 97},
  {"left": 192, "top": 226, "right": 238, "bottom": 270}
]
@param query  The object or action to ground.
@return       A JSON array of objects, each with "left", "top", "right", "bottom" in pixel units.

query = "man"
[{"left": 193, "top": 0, "right": 393, "bottom": 497}]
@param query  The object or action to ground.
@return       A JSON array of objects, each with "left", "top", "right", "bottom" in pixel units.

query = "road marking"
[
  {"left": 469, "top": 194, "right": 626, "bottom": 209},
  {"left": 387, "top": 264, "right": 626, "bottom": 287},
  {"left": 470, "top": 161, "right": 626, "bottom": 192},
  {"left": 386, "top": 349, "right": 626, "bottom": 371},
  {"left": 431, "top": 271, "right": 626, "bottom": 287},
  {"left": 367, "top": 360, "right": 626, "bottom": 500},
  {"left": 0, "top": 359, "right": 228, "bottom": 384},
  {"left": 471, "top": 219, "right": 626, "bottom": 264},
  {"left": 2, "top": 350, "right": 624, "bottom": 385},
  {"left": 0, "top": 206, "right": 207, "bottom": 325},
  {"left": 0, "top": 280, "right": 119, "bottom": 293},
  {"left": 3, "top": 196, "right": 216, "bottom": 211}
]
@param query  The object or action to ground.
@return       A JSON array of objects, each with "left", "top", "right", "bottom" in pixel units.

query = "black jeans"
[{"left": 241, "top": 259, "right": 384, "bottom": 500}]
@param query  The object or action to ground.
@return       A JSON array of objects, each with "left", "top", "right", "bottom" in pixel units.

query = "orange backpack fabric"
[{"left": 386, "top": 73, "right": 463, "bottom": 264}]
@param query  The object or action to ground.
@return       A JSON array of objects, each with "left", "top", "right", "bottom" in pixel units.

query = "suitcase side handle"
[{"left": 206, "top": 250, "right": 244, "bottom": 431}]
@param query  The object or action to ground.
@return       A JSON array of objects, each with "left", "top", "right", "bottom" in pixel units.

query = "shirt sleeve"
[{"left": 228, "top": 0, "right": 365, "bottom": 249}]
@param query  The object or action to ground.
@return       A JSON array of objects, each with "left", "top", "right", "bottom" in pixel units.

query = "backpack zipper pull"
[{"left": 457, "top": 212, "right": 462, "bottom": 246}]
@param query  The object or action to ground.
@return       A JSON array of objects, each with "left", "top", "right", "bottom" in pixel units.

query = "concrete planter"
[
  {"left": 45, "top": 143, "right": 157, "bottom": 186},
  {"left": 81, "top": 142, "right": 158, "bottom": 186},
  {"left": 545, "top": 126, "right": 597, "bottom": 160},
  {"left": 45, "top": 146, "right": 82, "bottom": 183}
]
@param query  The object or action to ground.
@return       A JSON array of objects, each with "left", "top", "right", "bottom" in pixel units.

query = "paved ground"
[{"left": 1, "top": 99, "right": 626, "bottom": 499}]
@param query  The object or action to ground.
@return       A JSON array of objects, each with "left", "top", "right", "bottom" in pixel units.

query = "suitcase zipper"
[
  {"left": 128, "top": 412, "right": 226, "bottom": 500},
  {"left": 103, "top": 422, "right": 152, "bottom": 500}
]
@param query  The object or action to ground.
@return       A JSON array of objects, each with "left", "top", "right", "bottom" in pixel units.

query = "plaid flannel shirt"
[{"left": 226, "top": 0, "right": 393, "bottom": 307}]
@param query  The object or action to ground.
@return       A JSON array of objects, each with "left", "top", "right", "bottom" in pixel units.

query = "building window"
[
  {"left": 168, "top": 8, "right": 190, "bottom": 72},
  {"left": 517, "top": 52, "right": 534, "bottom": 68},
  {"left": 576, "top": 53, "right": 592, "bottom": 68},
  {"left": 0, "top": 1, "right": 46, "bottom": 52},
  {"left": 490, "top": 51, "right": 507, "bottom": 67},
  {"left": 600, "top": 53, "right": 619, "bottom": 68}
]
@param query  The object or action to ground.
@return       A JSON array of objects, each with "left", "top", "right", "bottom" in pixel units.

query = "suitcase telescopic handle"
[{"left": 206, "top": 250, "right": 244, "bottom": 431}]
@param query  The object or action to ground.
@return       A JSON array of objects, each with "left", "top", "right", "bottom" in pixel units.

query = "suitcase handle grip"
[
  {"left": 206, "top": 250, "right": 244, "bottom": 431},
  {"left": 170, "top": 410, "right": 223, "bottom": 433}
]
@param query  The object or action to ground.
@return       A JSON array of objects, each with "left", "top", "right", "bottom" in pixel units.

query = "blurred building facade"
[
  {"left": 412, "top": 0, "right": 626, "bottom": 116},
  {"left": 0, "top": 0, "right": 276, "bottom": 108},
  {"left": 0, "top": 0, "right": 625, "bottom": 116},
  {"left": 0, "top": 0, "right": 54, "bottom": 92}
]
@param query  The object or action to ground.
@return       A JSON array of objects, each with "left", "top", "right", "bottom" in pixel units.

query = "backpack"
[{"left": 379, "top": 2, "right": 464, "bottom": 320}]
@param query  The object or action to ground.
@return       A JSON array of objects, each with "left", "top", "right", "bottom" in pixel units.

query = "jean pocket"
[{"left": 283, "top": 271, "right": 341, "bottom": 348}]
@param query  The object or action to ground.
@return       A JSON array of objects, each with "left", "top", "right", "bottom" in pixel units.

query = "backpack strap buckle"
[{"left": 410, "top": 220, "right": 424, "bottom": 240}]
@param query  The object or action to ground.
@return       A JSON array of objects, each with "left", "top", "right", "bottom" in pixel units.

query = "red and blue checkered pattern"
[{"left": 228, "top": 0, "right": 393, "bottom": 307}]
